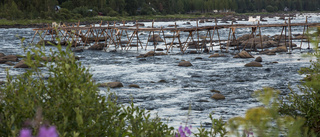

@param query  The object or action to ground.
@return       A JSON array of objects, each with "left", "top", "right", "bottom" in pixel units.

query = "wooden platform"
[{"left": 31, "top": 17, "right": 317, "bottom": 53}]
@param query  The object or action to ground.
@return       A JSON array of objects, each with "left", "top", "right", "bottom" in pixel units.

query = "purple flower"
[
  {"left": 184, "top": 126, "right": 192, "bottom": 135},
  {"left": 19, "top": 129, "right": 32, "bottom": 137},
  {"left": 176, "top": 125, "right": 192, "bottom": 137},
  {"left": 38, "top": 126, "right": 59, "bottom": 137}
]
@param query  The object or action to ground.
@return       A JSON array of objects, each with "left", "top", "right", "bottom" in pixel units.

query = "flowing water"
[{"left": 1, "top": 13, "right": 320, "bottom": 131}]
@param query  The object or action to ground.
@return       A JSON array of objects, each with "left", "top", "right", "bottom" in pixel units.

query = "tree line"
[{"left": 1, "top": 0, "right": 320, "bottom": 20}]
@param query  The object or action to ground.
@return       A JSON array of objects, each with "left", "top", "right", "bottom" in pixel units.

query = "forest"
[{"left": 0, "top": 0, "right": 320, "bottom": 20}]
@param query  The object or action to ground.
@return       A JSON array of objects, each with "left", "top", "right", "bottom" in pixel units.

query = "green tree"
[{"left": 177, "top": 0, "right": 184, "bottom": 13}]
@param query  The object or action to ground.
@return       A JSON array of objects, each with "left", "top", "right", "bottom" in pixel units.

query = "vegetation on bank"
[
  {"left": 1, "top": 0, "right": 320, "bottom": 20},
  {"left": 0, "top": 13, "right": 227, "bottom": 26},
  {"left": 1, "top": 0, "right": 320, "bottom": 26}
]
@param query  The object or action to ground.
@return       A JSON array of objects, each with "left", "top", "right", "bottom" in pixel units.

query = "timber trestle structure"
[{"left": 32, "top": 18, "right": 320, "bottom": 54}]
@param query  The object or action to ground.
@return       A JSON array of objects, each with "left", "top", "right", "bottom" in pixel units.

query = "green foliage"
[
  {"left": 72, "top": 7, "right": 96, "bottom": 18},
  {"left": 108, "top": 10, "right": 120, "bottom": 17},
  {"left": 280, "top": 27, "right": 320, "bottom": 135},
  {"left": 2, "top": 0, "right": 320, "bottom": 21},
  {"left": 228, "top": 88, "right": 308, "bottom": 137},
  {"left": 0, "top": 38, "right": 174, "bottom": 136},
  {"left": 0, "top": 1, "right": 24, "bottom": 20},
  {"left": 194, "top": 113, "right": 228, "bottom": 137},
  {"left": 266, "top": 5, "right": 274, "bottom": 12}
]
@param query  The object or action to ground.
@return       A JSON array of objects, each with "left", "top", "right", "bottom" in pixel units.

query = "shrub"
[
  {"left": 108, "top": 10, "right": 119, "bottom": 17},
  {"left": 0, "top": 38, "right": 174, "bottom": 136},
  {"left": 280, "top": 27, "right": 320, "bottom": 135},
  {"left": 228, "top": 88, "right": 309, "bottom": 137},
  {"left": 266, "top": 5, "right": 274, "bottom": 12}
]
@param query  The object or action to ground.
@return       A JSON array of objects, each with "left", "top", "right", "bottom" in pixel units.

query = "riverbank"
[{"left": 0, "top": 12, "right": 305, "bottom": 28}]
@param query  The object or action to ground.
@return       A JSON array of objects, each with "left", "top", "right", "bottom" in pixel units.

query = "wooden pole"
[
  {"left": 300, "top": 17, "right": 307, "bottom": 50},
  {"left": 215, "top": 19, "right": 222, "bottom": 52},
  {"left": 258, "top": 21, "right": 263, "bottom": 51}
]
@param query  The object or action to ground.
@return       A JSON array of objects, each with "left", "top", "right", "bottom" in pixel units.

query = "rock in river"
[
  {"left": 233, "top": 50, "right": 254, "bottom": 58},
  {"left": 99, "top": 82, "right": 124, "bottom": 88},
  {"left": 211, "top": 93, "right": 225, "bottom": 100},
  {"left": 255, "top": 56, "right": 262, "bottom": 62},
  {"left": 14, "top": 60, "right": 29, "bottom": 68},
  {"left": 129, "top": 84, "right": 140, "bottom": 88},
  {"left": 178, "top": 61, "right": 193, "bottom": 67},
  {"left": 245, "top": 61, "right": 263, "bottom": 67},
  {"left": 209, "top": 53, "right": 227, "bottom": 58}
]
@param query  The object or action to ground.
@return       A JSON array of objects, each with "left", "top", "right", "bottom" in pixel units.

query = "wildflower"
[
  {"left": 19, "top": 129, "right": 32, "bottom": 137},
  {"left": 176, "top": 125, "right": 192, "bottom": 137},
  {"left": 38, "top": 126, "right": 59, "bottom": 137},
  {"left": 184, "top": 125, "right": 192, "bottom": 135}
]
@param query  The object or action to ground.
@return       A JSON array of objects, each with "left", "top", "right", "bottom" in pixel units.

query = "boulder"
[
  {"left": 5, "top": 61, "right": 15, "bottom": 66},
  {"left": 158, "top": 80, "right": 167, "bottom": 83},
  {"left": 0, "top": 53, "right": 5, "bottom": 58},
  {"left": 245, "top": 61, "right": 263, "bottom": 67},
  {"left": 156, "top": 48, "right": 164, "bottom": 51},
  {"left": 211, "top": 93, "right": 225, "bottom": 100},
  {"left": 209, "top": 53, "right": 227, "bottom": 58},
  {"left": 200, "top": 35, "right": 207, "bottom": 39},
  {"left": 88, "top": 43, "right": 104, "bottom": 50},
  {"left": 148, "top": 34, "right": 164, "bottom": 42},
  {"left": 295, "top": 35, "right": 308, "bottom": 39},
  {"left": 41, "top": 57, "right": 54, "bottom": 62},
  {"left": 0, "top": 59, "right": 6, "bottom": 64},
  {"left": 237, "top": 34, "right": 254, "bottom": 41},
  {"left": 14, "top": 60, "right": 29, "bottom": 68},
  {"left": 233, "top": 51, "right": 254, "bottom": 58},
  {"left": 134, "top": 23, "right": 145, "bottom": 27},
  {"left": 210, "top": 89, "right": 221, "bottom": 93},
  {"left": 267, "top": 52, "right": 276, "bottom": 55},
  {"left": 178, "top": 61, "right": 193, "bottom": 67},
  {"left": 255, "top": 56, "right": 262, "bottom": 62},
  {"left": 243, "top": 36, "right": 269, "bottom": 47},
  {"left": 129, "top": 84, "right": 140, "bottom": 88},
  {"left": 144, "top": 51, "right": 155, "bottom": 57},
  {"left": 99, "top": 82, "right": 123, "bottom": 88},
  {"left": 168, "top": 24, "right": 178, "bottom": 27},
  {"left": 136, "top": 55, "right": 144, "bottom": 58},
  {"left": 189, "top": 50, "right": 198, "bottom": 54},
  {"left": 1, "top": 55, "right": 19, "bottom": 62},
  {"left": 184, "top": 22, "right": 191, "bottom": 25},
  {"left": 270, "top": 45, "right": 287, "bottom": 53},
  {"left": 73, "top": 47, "right": 84, "bottom": 52},
  {"left": 155, "top": 52, "right": 167, "bottom": 56}
]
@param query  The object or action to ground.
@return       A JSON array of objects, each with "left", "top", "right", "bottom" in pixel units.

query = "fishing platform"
[{"left": 31, "top": 17, "right": 320, "bottom": 54}]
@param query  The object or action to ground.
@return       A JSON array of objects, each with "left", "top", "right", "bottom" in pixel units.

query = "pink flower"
[
  {"left": 19, "top": 129, "right": 32, "bottom": 137},
  {"left": 37, "top": 126, "right": 58, "bottom": 137},
  {"left": 176, "top": 125, "right": 192, "bottom": 137}
]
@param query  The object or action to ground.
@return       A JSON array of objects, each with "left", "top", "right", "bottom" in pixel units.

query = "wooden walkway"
[{"left": 32, "top": 17, "right": 319, "bottom": 53}]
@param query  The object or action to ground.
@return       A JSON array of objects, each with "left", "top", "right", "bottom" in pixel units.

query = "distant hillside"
[{"left": 0, "top": 0, "right": 319, "bottom": 20}]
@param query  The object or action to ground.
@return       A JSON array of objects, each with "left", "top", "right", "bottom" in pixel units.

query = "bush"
[
  {"left": 108, "top": 10, "right": 119, "bottom": 17},
  {"left": 229, "top": 88, "right": 309, "bottom": 137},
  {"left": 0, "top": 38, "right": 174, "bottom": 136},
  {"left": 60, "top": 1, "right": 74, "bottom": 11},
  {"left": 266, "top": 5, "right": 274, "bottom": 12},
  {"left": 100, "top": 7, "right": 113, "bottom": 16},
  {"left": 280, "top": 27, "right": 320, "bottom": 135}
]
